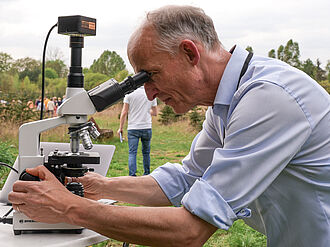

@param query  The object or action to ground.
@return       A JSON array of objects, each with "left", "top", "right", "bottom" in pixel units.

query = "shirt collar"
[{"left": 213, "top": 45, "right": 249, "bottom": 106}]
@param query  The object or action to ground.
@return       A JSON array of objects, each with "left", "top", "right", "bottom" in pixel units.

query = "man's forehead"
[
  {"left": 129, "top": 27, "right": 157, "bottom": 67},
  {"left": 131, "top": 26, "right": 155, "bottom": 51}
]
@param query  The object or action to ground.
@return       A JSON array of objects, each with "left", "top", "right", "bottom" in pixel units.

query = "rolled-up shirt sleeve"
[
  {"left": 150, "top": 162, "right": 195, "bottom": 206},
  {"left": 151, "top": 107, "right": 223, "bottom": 206},
  {"left": 152, "top": 81, "right": 311, "bottom": 230}
]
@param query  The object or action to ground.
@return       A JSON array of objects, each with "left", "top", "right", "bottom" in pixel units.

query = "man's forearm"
[
  {"left": 70, "top": 198, "right": 216, "bottom": 246},
  {"left": 119, "top": 113, "right": 127, "bottom": 130},
  {"left": 150, "top": 106, "right": 158, "bottom": 116},
  {"left": 119, "top": 103, "right": 129, "bottom": 131},
  {"left": 103, "top": 175, "right": 171, "bottom": 206}
]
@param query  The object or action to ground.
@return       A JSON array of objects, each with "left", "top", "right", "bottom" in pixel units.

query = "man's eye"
[
  {"left": 147, "top": 71, "right": 158, "bottom": 82},
  {"left": 146, "top": 78, "right": 154, "bottom": 83}
]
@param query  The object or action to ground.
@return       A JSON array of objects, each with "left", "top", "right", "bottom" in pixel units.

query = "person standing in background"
[
  {"left": 36, "top": 97, "right": 43, "bottom": 111},
  {"left": 57, "top": 97, "right": 62, "bottom": 107},
  {"left": 117, "top": 86, "right": 158, "bottom": 176},
  {"left": 43, "top": 97, "right": 50, "bottom": 114},
  {"left": 27, "top": 100, "right": 34, "bottom": 109},
  {"left": 47, "top": 97, "right": 55, "bottom": 118},
  {"left": 35, "top": 98, "right": 40, "bottom": 108},
  {"left": 52, "top": 97, "right": 58, "bottom": 116}
]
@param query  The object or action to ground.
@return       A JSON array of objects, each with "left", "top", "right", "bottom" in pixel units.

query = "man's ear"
[{"left": 179, "top": 40, "right": 200, "bottom": 65}]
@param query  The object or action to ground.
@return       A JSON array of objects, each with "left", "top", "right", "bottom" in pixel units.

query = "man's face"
[{"left": 128, "top": 27, "right": 201, "bottom": 114}]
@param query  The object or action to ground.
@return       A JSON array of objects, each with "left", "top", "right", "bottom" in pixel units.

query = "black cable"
[
  {"left": 0, "top": 162, "right": 17, "bottom": 224},
  {"left": 0, "top": 217, "right": 13, "bottom": 224},
  {"left": 0, "top": 203, "right": 14, "bottom": 225},
  {"left": 40, "top": 23, "right": 58, "bottom": 120},
  {"left": 0, "top": 162, "right": 18, "bottom": 174},
  {"left": 2, "top": 207, "right": 13, "bottom": 218}
]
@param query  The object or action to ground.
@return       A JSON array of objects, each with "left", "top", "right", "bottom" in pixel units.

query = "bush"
[
  {"left": 0, "top": 94, "right": 39, "bottom": 124},
  {"left": 45, "top": 68, "right": 58, "bottom": 79},
  {"left": 318, "top": 80, "right": 330, "bottom": 94},
  {"left": 158, "top": 105, "right": 182, "bottom": 125},
  {"left": 188, "top": 107, "right": 206, "bottom": 131},
  {"left": 0, "top": 142, "right": 17, "bottom": 189}
]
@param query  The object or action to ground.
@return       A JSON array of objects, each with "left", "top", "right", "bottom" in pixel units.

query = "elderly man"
[{"left": 9, "top": 5, "right": 330, "bottom": 247}]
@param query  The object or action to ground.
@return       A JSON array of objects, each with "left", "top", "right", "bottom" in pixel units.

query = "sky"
[{"left": 0, "top": 0, "right": 329, "bottom": 73}]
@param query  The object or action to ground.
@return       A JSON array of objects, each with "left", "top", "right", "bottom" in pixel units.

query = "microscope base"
[{"left": 13, "top": 211, "right": 83, "bottom": 235}]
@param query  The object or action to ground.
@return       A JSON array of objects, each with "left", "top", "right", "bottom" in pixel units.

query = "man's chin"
[{"left": 168, "top": 103, "right": 190, "bottom": 114}]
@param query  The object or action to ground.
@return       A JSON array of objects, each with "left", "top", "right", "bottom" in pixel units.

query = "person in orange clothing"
[{"left": 44, "top": 97, "right": 50, "bottom": 112}]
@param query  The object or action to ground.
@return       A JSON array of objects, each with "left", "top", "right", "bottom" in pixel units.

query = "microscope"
[{"left": 6, "top": 15, "right": 151, "bottom": 235}]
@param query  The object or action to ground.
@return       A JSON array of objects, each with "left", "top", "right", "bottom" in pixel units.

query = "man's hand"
[
  {"left": 66, "top": 172, "right": 110, "bottom": 201},
  {"left": 117, "top": 128, "right": 124, "bottom": 142},
  {"left": 8, "top": 165, "right": 80, "bottom": 225},
  {"left": 118, "top": 102, "right": 128, "bottom": 138}
]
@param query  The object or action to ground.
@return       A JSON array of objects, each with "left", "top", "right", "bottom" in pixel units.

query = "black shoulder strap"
[
  {"left": 236, "top": 52, "right": 253, "bottom": 91},
  {"left": 224, "top": 52, "right": 253, "bottom": 140}
]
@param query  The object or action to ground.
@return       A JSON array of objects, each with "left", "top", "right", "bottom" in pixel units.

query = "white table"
[{"left": 0, "top": 204, "right": 109, "bottom": 247}]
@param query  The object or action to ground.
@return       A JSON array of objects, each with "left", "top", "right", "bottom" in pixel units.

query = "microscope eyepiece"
[{"left": 88, "top": 71, "right": 151, "bottom": 112}]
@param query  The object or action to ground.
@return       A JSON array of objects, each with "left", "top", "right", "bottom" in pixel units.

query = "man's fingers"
[
  {"left": 25, "top": 165, "right": 46, "bottom": 179},
  {"left": 26, "top": 165, "right": 54, "bottom": 181},
  {"left": 12, "top": 181, "right": 29, "bottom": 192},
  {"left": 10, "top": 180, "right": 39, "bottom": 204},
  {"left": 8, "top": 191, "right": 27, "bottom": 205},
  {"left": 65, "top": 176, "right": 81, "bottom": 185},
  {"left": 12, "top": 203, "right": 26, "bottom": 213}
]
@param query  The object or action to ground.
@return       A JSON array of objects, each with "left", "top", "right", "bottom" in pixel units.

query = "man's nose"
[{"left": 144, "top": 83, "right": 158, "bottom": 101}]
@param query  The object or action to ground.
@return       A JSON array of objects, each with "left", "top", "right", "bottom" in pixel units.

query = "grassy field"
[{"left": 0, "top": 104, "right": 266, "bottom": 247}]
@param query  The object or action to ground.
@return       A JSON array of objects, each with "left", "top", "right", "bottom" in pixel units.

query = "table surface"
[{"left": 0, "top": 203, "right": 109, "bottom": 247}]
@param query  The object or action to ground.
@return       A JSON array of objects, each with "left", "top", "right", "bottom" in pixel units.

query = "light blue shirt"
[{"left": 151, "top": 45, "right": 330, "bottom": 246}]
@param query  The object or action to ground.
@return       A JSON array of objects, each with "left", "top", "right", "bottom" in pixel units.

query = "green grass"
[
  {"left": 0, "top": 105, "right": 266, "bottom": 246},
  {"left": 0, "top": 141, "right": 18, "bottom": 188}
]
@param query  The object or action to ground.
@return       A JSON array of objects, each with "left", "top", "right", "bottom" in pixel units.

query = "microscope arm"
[{"left": 18, "top": 116, "right": 88, "bottom": 157}]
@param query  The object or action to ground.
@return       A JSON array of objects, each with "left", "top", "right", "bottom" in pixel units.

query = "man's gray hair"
[{"left": 146, "top": 5, "right": 221, "bottom": 54}]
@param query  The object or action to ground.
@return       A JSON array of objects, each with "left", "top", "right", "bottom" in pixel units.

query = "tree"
[
  {"left": 313, "top": 59, "right": 326, "bottom": 81},
  {"left": 46, "top": 59, "right": 68, "bottom": 78},
  {"left": 268, "top": 49, "right": 276, "bottom": 58},
  {"left": 45, "top": 68, "right": 58, "bottom": 79},
  {"left": 114, "top": 69, "right": 130, "bottom": 82},
  {"left": 269, "top": 40, "right": 301, "bottom": 69},
  {"left": 46, "top": 78, "right": 67, "bottom": 97},
  {"left": 90, "top": 50, "right": 126, "bottom": 77},
  {"left": 283, "top": 39, "right": 301, "bottom": 68},
  {"left": 301, "top": 59, "right": 315, "bottom": 79},
  {"left": 46, "top": 47, "right": 65, "bottom": 61},
  {"left": 84, "top": 72, "right": 109, "bottom": 90},
  {"left": 0, "top": 73, "right": 14, "bottom": 92},
  {"left": 21, "top": 76, "right": 39, "bottom": 98},
  {"left": 0, "top": 52, "right": 13, "bottom": 72},
  {"left": 277, "top": 45, "right": 285, "bottom": 61},
  {"left": 246, "top": 46, "right": 254, "bottom": 53},
  {"left": 83, "top": 67, "right": 90, "bottom": 74},
  {"left": 158, "top": 105, "right": 181, "bottom": 125},
  {"left": 11, "top": 57, "right": 41, "bottom": 82},
  {"left": 326, "top": 60, "right": 330, "bottom": 82}
]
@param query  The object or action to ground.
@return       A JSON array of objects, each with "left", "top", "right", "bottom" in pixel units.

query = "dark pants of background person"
[{"left": 127, "top": 129, "right": 152, "bottom": 176}]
